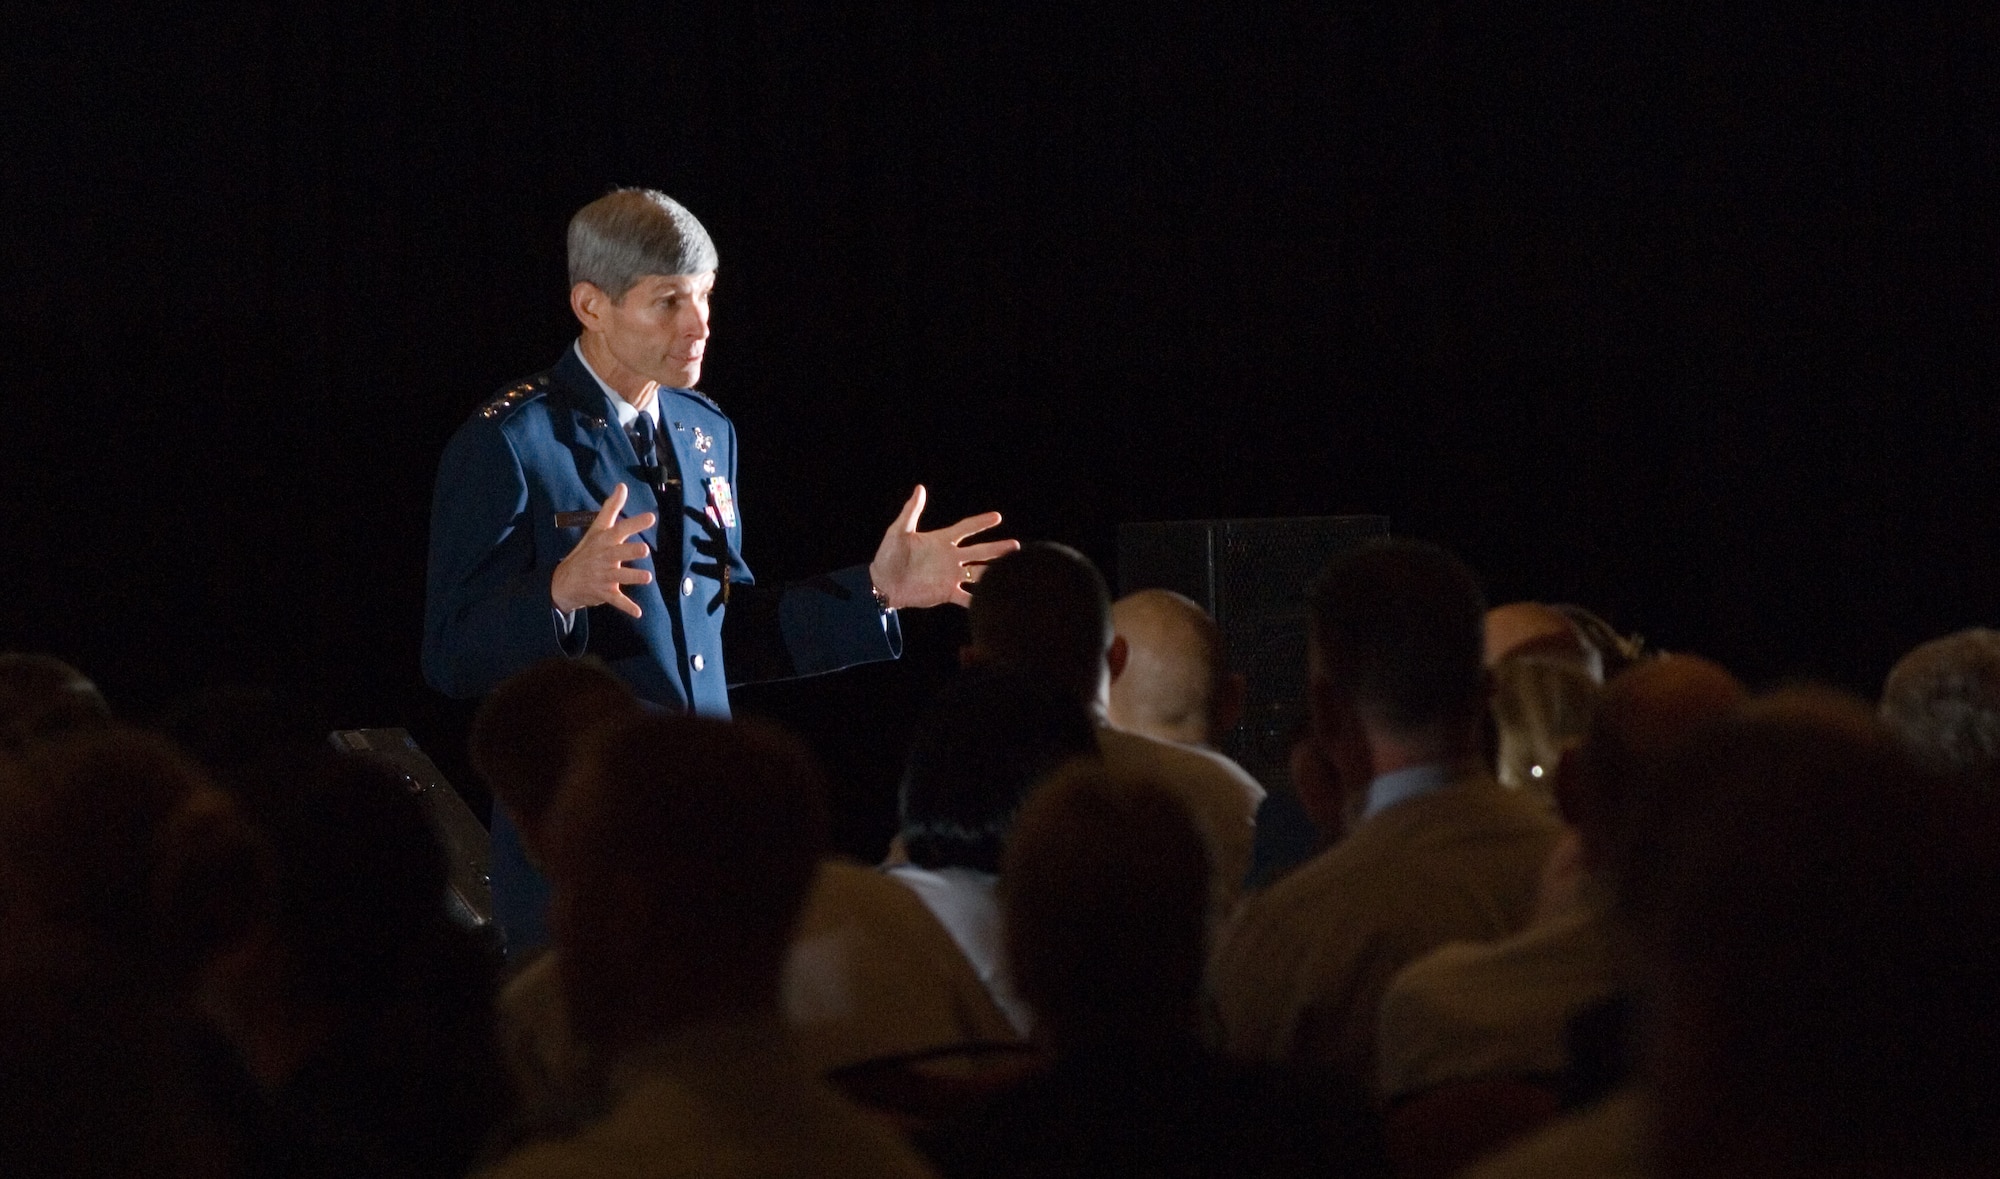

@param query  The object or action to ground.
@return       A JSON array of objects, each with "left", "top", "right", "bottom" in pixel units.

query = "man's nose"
[{"left": 688, "top": 302, "right": 711, "bottom": 339}]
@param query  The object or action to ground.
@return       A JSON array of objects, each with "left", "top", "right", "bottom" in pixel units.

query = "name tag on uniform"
[{"left": 706, "top": 477, "right": 738, "bottom": 529}]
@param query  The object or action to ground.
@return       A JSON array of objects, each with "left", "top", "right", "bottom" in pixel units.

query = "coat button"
[
  {"left": 682, "top": 576, "right": 695, "bottom": 597},
  {"left": 691, "top": 654, "right": 705, "bottom": 672}
]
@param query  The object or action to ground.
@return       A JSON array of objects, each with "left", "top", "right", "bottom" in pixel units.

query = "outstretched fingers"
[
  {"left": 556, "top": 483, "right": 657, "bottom": 619},
  {"left": 942, "top": 511, "right": 1007, "bottom": 543},
  {"left": 894, "top": 485, "right": 928, "bottom": 534},
  {"left": 593, "top": 483, "right": 630, "bottom": 529},
  {"left": 613, "top": 511, "right": 658, "bottom": 543},
  {"left": 604, "top": 587, "right": 644, "bottom": 619},
  {"left": 956, "top": 539, "right": 1020, "bottom": 566}
]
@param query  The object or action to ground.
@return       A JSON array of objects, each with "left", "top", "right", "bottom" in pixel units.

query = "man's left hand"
[{"left": 868, "top": 485, "right": 1018, "bottom": 609}]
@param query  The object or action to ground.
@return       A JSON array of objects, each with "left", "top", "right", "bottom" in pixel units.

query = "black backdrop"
[{"left": 8, "top": 5, "right": 1997, "bottom": 854}]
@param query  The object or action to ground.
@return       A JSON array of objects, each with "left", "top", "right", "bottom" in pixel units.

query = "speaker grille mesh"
[{"left": 1118, "top": 515, "right": 1391, "bottom": 880}]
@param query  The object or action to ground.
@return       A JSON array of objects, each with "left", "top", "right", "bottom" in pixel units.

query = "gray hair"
[
  {"left": 566, "top": 188, "right": 718, "bottom": 300},
  {"left": 1880, "top": 628, "right": 2000, "bottom": 782}
]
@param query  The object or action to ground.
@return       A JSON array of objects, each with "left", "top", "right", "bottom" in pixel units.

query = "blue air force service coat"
[{"left": 423, "top": 348, "right": 901, "bottom": 718}]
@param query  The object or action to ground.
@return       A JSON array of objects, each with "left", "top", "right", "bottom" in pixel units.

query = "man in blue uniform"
[{"left": 425, "top": 187, "right": 1015, "bottom": 955}]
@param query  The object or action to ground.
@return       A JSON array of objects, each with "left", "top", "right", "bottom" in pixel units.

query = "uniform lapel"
[{"left": 548, "top": 350, "right": 664, "bottom": 526}]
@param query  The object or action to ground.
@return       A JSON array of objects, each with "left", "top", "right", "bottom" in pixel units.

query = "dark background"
[{"left": 8, "top": 5, "right": 1996, "bottom": 852}]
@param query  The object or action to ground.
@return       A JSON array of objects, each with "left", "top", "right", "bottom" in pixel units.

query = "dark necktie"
[{"left": 628, "top": 412, "right": 671, "bottom": 493}]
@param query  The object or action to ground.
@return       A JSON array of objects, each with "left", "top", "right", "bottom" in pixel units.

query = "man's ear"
[
  {"left": 1309, "top": 676, "right": 1374, "bottom": 808},
  {"left": 1306, "top": 674, "right": 1339, "bottom": 746},
  {"left": 1289, "top": 735, "right": 1345, "bottom": 845},
  {"left": 571, "top": 281, "right": 610, "bottom": 331},
  {"left": 1107, "top": 634, "right": 1130, "bottom": 682}
]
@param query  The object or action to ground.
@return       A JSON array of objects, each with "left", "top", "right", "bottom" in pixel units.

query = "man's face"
[{"left": 588, "top": 270, "right": 714, "bottom": 389}]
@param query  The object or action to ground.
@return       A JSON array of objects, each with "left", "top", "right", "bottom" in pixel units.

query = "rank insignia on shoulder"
[{"left": 478, "top": 378, "right": 545, "bottom": 420}]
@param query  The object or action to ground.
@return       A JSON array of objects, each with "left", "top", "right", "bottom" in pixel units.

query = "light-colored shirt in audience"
[
  {"left": 1211, "top": 765, "right": 1560, "bottom": 1092},
  {"left": 1362, "top": 762, "right": 1455, "bottom": 819},
  {"left": 1459, "top": 1088, "right": 1654, "bottom": 1179},
  {"left": 479, "top": 1017, "right": 939, "bottom": 1179},
  {"left": 884, "top": 863, "right": 1034, "bottom": 1036},
  {"left": 497, "top": 859, "right": 1021, "bottom": 1122},
  {"left": 786, "top": 859, "right": 1020, "bottom": 1074},
  {"left": 1378, "top": 889, "right": 1621, "bottom": 1101},
  {"left": 1096, "top": 724, "right": 1266, "bottom": 913}
]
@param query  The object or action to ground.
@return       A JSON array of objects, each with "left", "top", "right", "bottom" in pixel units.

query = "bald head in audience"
[
  {"left": 964, "top": 543, "right": 1269, "bottom": 912},
  {"left": 1879, "top": 627, "right": 2000, "bottom": 787},
  {"left": 1107, "top": 590, "right": 1245, "bottom": 748}
]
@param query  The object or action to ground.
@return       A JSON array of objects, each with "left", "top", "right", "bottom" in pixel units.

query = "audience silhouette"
[{"left": 5, "top": 538, "right": 1996, "bottom": 1177}]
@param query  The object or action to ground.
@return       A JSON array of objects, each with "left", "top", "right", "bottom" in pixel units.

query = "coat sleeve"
[
  {"left": 723, "top": 565, "right": 904, "bottom": 688},
  {"left": 423, "top": 419, "right": 587, "bottom": 699},
  {"left": 717, "top": 419, "right": 901, "bottom": 688}
]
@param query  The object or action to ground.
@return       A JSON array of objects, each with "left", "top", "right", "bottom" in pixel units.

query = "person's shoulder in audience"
[
  {"left": 0, "top": 653, "right": 113, "bottom": 752},
  {"left": 1096, "top": 722, "right": 1263, "bottom": 797},
  {"left": 1457, "top": 1088, "right": 1655, "bottom": 1179},
  {"left": 1226, "top": 765, "right": 1555, "bottom": 948},
  {"left": 786, "top": 856, "right": 1020, "bottom": 1076},
  {"left": 1213, "top": 765, "right": 1559, "bottom": 1083},
  {"left": 1378, "top": 888, "right": 1620, "bottom": 1102},
  {"left": 1095, "top": 725, "right": 1264, "bottom": 906},
  {"left": 481, "top": 1021, "right": 940, "bottom": 1179},
  {"left": 494, "top": 947, "right": 607, "bottom": 1144}
]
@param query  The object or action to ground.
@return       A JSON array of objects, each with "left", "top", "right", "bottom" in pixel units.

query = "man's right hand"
[{"left": 552, "top": 483, "right": 657, "bottom": 618}]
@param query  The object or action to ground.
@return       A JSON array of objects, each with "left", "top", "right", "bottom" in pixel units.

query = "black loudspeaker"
[
  {"left": 1117, "top": 515, "right": 1391, "bottom": 882},
  {"left": 329, "top": 728, "right": 493, "bottom": 931}
]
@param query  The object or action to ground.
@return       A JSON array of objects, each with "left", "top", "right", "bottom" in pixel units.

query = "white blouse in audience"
[
  {"left": 784, "top": 859, "right": 1019, "bottom": 1074},
  {"left": 884, "top": 864, "right": 1036, "bottom": 1036}
]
